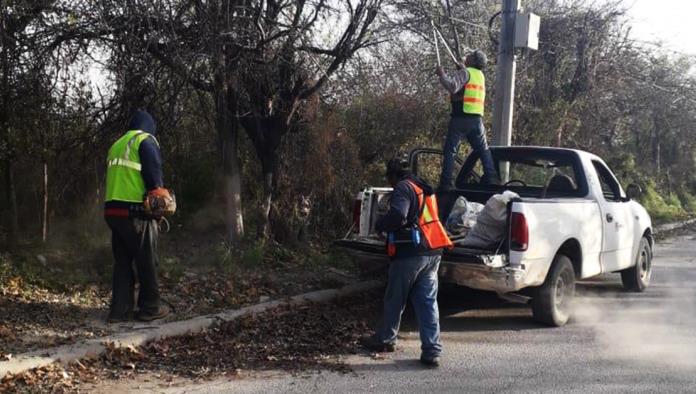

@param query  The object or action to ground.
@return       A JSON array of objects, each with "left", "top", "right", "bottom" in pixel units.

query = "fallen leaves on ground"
[
  {"left": 0, "top": 285, "right": 111, "bottom": 355},
  {"left": 135, "top": 293, "right": 380, "bottom": 377},
  {"left": 0, "top": 265, "right": 348, "bottom": 355},
  {"left": 0, "top": 292, "right": 382, "bottom": 393},
  {"left": 0, "top": 363, "right": 86, "bottom": 394}
]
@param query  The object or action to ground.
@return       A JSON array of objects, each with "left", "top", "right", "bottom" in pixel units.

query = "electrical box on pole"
[{"left": 514, "top": 12, "right": 540, "bottom": 50}]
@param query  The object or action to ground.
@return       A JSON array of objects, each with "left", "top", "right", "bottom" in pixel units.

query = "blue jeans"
[
  {"left": 378, "top": 254, "right": 442, "bottom": 359},
  {"left": 439, "top": 116, "right": 498, "bottom": 188}
]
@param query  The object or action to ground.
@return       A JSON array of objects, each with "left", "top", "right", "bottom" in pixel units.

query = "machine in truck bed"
[{"left": 335, "top": 146, "right": 653, "bottom": 326}]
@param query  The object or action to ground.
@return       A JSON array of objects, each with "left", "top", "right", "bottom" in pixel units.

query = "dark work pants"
[
  {"left": 439, "top": 115, "right": 498, "bottom": 188},
  {"left": 105, "top": 216, "right": 161, "bottom": 317}
]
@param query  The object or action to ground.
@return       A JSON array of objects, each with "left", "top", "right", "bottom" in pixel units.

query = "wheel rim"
[
  {"left": 638, "top": 245, "right": 652, "bottom": 283},
  {"left": 554, "top": 268, "right": 574, "bottom": 318},
  {"left": 555, "top": 276, "right": 566, "bottom": 308}
]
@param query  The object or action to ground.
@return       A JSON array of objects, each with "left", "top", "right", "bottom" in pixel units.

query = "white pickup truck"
[{"left": 336, "top": 146, "right": 653, "bottom": 326}]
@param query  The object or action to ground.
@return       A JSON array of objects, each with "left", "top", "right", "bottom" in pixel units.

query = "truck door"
[{"left": 591, "top": 160, "right": 635, "bottom": 272}]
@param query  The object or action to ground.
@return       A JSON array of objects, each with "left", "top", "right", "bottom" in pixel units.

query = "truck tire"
[
  {"left": 532, "top": 255, "right": 575, "bottom": 327},
  {"left": 620, "top": 237, "right": 652, "bottom": 292}
]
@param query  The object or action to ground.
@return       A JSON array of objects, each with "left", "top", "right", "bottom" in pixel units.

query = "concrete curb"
[
  {"left": 3, "top": 218, "right": 690, "bottom": 379},
  {"left": 654, "top": 218, "right": 696, "bottom": 235},
  {"left": 0, "top": 280, "right": 383, "bottom": 379}
]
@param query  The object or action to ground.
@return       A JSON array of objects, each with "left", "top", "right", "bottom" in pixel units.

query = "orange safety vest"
[{"left": 387, "top": 180, "right": 453, "bottom": 257}]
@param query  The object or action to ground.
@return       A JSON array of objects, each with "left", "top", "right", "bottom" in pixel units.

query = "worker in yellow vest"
[
  {"left": 103, "top": 110, "right": 173, "bottom": 323},
  {"left": 436, "top": 50, "right": 498, "bottom": 189}
]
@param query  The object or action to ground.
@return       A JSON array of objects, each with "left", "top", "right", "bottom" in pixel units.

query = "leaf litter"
[
  {"left": 0, "top": 265, "right": 348, "bottom": 356},
  {"left": 0, "top": 291, "right": 382, "bottom": 393}
]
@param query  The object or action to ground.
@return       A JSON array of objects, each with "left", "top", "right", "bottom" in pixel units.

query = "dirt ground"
[
  {"left": 0, "top": 222, "right": 357, "bottom": 358},
  {"left": 0, "top": 292, "right": 383, "bottom": 393}
]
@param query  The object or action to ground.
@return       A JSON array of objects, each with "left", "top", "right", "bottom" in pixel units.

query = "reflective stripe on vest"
[
  {"left": 105, "top": 130, "right": 156, "bottom": 203},
  {"left": 107, "top": 157, "right": 142, "bottom": 171},
  {"left": 462, "top": 67, "right": 485, "bottom": 115},
  {"left": 406, "top": 180, "right": 453, "bottom": 251}
]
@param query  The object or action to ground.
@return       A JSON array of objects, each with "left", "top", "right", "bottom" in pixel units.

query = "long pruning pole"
[
  {"left": 424, "top": 0, "right": 461, "bottom": 67},
  {"left": 431, "top": 20, "right": 441, "bottom": 66},
  {"left": 433, "top": 25, "right": 459, "bottom": 64},
  {"left": 444, "top": 0, "right": 462, "bottom": 60}
]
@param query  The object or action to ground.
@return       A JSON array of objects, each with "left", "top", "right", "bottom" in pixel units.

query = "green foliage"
[
  {"left": 678, "top": 192, "right": 696, "bottom": 213},
  {"left": 240, "top": 243, "right": 266, "bottom": 267},
  {"left": 640, "top": 182, "right": 688, "bottom": 223},
  {"left": 4, "top": 0, "right": 696, "bottom": 271},
  {"left": 0, "top": 254, "right": 12, "bottom": 285}
]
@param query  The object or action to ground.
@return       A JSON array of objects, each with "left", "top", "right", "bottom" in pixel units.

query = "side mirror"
[{"left": 625, "top": 184, "right": 642, "bottom": 200}]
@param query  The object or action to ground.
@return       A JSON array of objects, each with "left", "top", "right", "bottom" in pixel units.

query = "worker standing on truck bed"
[
  {"left": 103, "top": 109, "right": 174, "bottom": 323},
  {"left": 362, "top": 157, "right": 452, "bottom": 367},
  {"left": 436, "top": 50, "right": 498, "bottom": 188}
]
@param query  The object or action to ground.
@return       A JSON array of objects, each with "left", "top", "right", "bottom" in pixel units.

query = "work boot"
[
  {"left": 106, "top": 311, "right": 133, "bottom": 324},
  {"left": 106, "top": 308, "right": 133, "bottom": 324},
  {"left": 360, "top": 335, "right": 396, "bottom": 353},
  {"left": 136, "top": 304, "right": 170, "bottom": 322},
  {"left": 419, "top": 355, "right": 441, "bottom": 368}
]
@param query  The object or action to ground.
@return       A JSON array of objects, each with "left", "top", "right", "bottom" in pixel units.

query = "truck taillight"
[
  {"left": 352, "top": 199, "right": 362, "bottom": 232},
  {"left": 510, "top": 212, "right": 529, "bottom": 251}
]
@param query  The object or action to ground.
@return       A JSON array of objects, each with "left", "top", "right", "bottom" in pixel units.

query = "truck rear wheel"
[
  {"left": 532, "top": 255, "right": 575, "bottom": 327},
  {"left": 621, "top": 237, "right": 652, "bottom": 292}
]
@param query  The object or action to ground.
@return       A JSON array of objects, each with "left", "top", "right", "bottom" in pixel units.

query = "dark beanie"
[{"left": 128, "top": 110, "right": 157, "bottom": 135}]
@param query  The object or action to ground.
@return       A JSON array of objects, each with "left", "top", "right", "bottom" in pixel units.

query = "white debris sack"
[
  {"left": 461, "top": 190, "right": 520, "bottom": 249},
  {"left": 446, "top": 197, "right": 485, "bottom": 236}
]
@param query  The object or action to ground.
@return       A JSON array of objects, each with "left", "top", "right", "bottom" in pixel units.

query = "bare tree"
[
  {"left": 0, "top": 0, "right": 63, "bottom": 241},
  {"left": 235, "top": 0, "right": 382, "bottom": 238},
  {"left": 69, "top": 0, "right": 383, "bottom": 243}
]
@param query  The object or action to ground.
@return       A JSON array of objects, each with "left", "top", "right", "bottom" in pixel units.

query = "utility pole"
[{"left": 491, "top": 0, "right": 520, "bottom": 148}]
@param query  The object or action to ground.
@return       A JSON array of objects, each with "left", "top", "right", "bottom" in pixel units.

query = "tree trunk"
[
  {"left": 240, "top": 116, "right": 283, "bottom": 240},
  {"left": 216, "top": 88, "right": 244, "bottom": 245},
  {"left": 258, "top": 170, "right": 273, "bottom": 239},
  {"left": 652, "top": 115, "right": 661, "bottom": 175},
  {"left": 4, "top": 159, "right": 19, "bottom": 241},
  {"left": 42, "top": 161, "right": 48, "bottom": 242},
  {"left": 555, "top": 105, "right": 573, "bottom": 147}
]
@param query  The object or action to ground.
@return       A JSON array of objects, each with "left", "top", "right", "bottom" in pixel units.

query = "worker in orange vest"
[
  {"left": 436, "top": 50, "right": 498, "bottom": 189},
  {"left": 362, "top": 156, "right": 452, "bottom": 367}
]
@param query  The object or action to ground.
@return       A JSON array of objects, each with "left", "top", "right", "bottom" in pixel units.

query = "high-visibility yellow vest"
[
  {"left": 462, "top": 67, "right": 485, "bottom": 115},
  {"left": 105, "top": 130, "right": 158, "bottom": 203}
]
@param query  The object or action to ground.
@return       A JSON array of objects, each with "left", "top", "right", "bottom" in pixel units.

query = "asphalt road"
[{"left": 93, "top": 232, "right": 696, "bottom": 393}]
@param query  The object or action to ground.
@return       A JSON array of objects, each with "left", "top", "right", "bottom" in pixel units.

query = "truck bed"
[{"left": 334, "top": 238, "right": 500, "bottom": 265}]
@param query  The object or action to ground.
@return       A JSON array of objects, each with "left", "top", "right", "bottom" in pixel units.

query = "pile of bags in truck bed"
[
  {"left": 445, "top": 190, "right": 519, "bottom": 250},
  {"left": 445, "top": 197, "right": 484, "bottom": 236}
]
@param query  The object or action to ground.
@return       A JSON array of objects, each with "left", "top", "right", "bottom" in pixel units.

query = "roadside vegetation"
[{"left": 1, "top": 0, "right": 695, "bottom": 356}]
